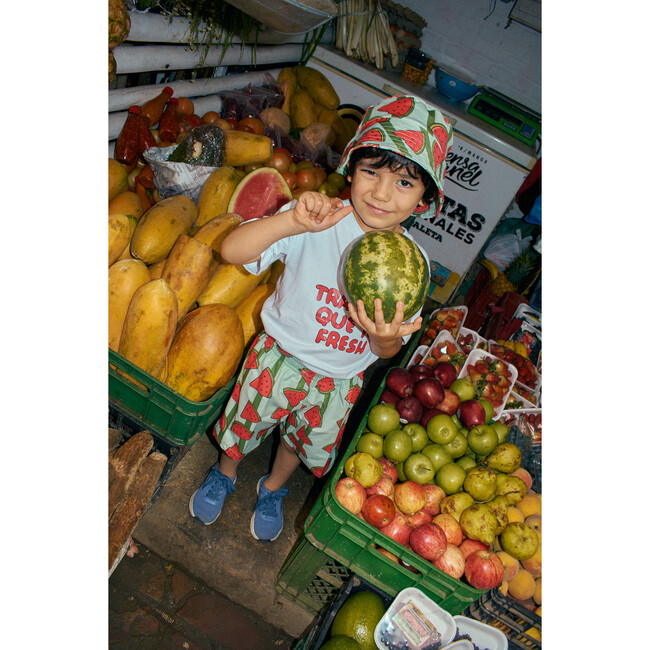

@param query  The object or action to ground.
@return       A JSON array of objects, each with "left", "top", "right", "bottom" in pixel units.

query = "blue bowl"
[{"left": 434, "top": 69, "right": 478, "bottom": 102}]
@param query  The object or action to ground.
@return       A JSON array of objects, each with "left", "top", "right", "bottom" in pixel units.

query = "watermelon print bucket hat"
[{"left": 336, "top": 95, "right": 453, "bottom": 219}]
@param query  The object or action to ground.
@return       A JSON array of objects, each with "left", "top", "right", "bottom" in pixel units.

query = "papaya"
[
  {"left": 109, "top": 158, "right": 128, "bottom": 201},
  {"left": 194, "top": 165, "right": 240, "bottom": 228},
  {"left": 130, "top": 194, "right": 197, "bottom": 264},
  {"left": 277, "top": 66, "right": 298, "bottom": 116},
  {"left": 197, "top": 263, "right": 266, "bottom": 309},
  {"left": 296, "top": 66, "right": 340, "bottom": 111},
  {"left": 192, "top": 213, "right": 243, "bottom": 260},
  {"left": 148, "top": 258, "right": 167, "bottom": 280},
  {"left": 118, "top": 278, "right": 178, "bottom": 378},
  {"left": 116, "top": 215, "right": 139, "bottom": 261},
  {"left": 108, "top": 259, "right": 151, "bottom": 351},
  {"left": 161, "top": 234, "right": 219, "bottom": 321},
  {"left": 224, "top": 130, "right": 273, "bottom": 167},
  {"left": 163, "top": 304, "right": 244, "bottom": 401},
  {"left": 290, "top": 88, "right": 318, "bottom": 129},
  {"left": 109, "top": 213, "right": 131, "bottom": 266},
  {"left": 235, "top": 282, "right": 275, "bottom": 348},
  {"left": 109, "top": 189, "right": 145, "bottom": 221}
]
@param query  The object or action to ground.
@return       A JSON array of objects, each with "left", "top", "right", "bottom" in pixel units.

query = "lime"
[{"left": 331, "top": 590, "right": 386, "bottom": 650}]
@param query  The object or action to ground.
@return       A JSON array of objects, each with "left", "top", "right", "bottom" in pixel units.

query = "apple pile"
[
  {"left": 419, "top": 308, "right": 466, "bottom": 346},
  {"left": 334, "top": 365, "right": 541, "bottom": 597},
  {"left": 489, "top": 342, "right": 539, "bottom": 391}
]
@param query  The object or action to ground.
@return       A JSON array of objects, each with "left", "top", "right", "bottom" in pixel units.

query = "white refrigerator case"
[{"left": 310, "top": 47, "right": 536, "bottom": 304}]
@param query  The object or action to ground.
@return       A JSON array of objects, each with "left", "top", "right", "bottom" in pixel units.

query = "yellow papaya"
[
  {"left": 197, "top": 263, "right": 265, "bottom": 309},
  {"left": 296, "top": 66, "right": 340, "bottom": 111},
  {"left": 109, "top": 189, "right": 145, "bottom": 221},
  {"left": 130, "top": 194, "right": 197, "bottom": 264},
  {"left": 224, "top": 130, "right": 273, "bottom": 167},
  {"left": 148, "top": 258, "right": 167, "bottom": 280},
  {"left": 118, "top": 278, "right": 178, "bottom": 378},
  {"left": 192, "top": 213, "right": 243, "bottom": 260},
  {"left": 290, "top": 88, "right": 318, "bottom": 129},
  {"left": 108, "top": 259, "right": 150, "bottom": 351},
  {"left": 235, "top": 283, "right": 275, "bottom": 348},
  {"left": 109, "top": 158, "right": 128, "bottom": 202},
  {"left": 194, "top": 165, "right": 240, "bottom": 228},
  {"left": 277, "top": 67, "right": 298, "bottom": 116},
  {"left": 109, "top": 213, "right": 131, "bottom": 266},
  {"left": 161, "top": 234, "right": 219, "bottom": 321},
  {"left": 116, "top": 215, "right": 139, "bottom": 261},
  {"left": 164, "top": 304, "right": 244, "bottom": 401}
]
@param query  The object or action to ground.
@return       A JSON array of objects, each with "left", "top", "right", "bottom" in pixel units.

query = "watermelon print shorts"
[{"left": 215, "top": 332, "right": 364, "bottom": 478}]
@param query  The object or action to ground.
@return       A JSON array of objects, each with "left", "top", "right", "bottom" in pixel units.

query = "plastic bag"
[
  {"left": 143, "top": 146, "right": 220, "bottom": 202},
  {"left": 483, "top": 230, "right": 532, "bottom": 271}
]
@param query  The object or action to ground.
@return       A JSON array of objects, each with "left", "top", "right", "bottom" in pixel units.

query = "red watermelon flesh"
[{"left": 227, "top": 167, "right": 293, "bottom": 221}]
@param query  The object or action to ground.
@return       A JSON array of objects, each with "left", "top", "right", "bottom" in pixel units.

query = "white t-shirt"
[{"left": 244, "top": 200, "right": 427, "bottom": 379}]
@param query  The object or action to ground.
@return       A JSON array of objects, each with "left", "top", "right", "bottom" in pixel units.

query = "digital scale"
[{"left": 468, "top": 88, "right": 541, "bottom": 146}]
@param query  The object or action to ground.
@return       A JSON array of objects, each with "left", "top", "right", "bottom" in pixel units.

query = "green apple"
[
  {"left": 426, "top": 414, "right": 458, "bottom": 445},
  {"left": 401, "top": 423, "right": 429, "bottom": 453},
  {"left": 396, "top": 460, "right": 407, "bottom": 482},
  {"left": 451, "top": 414, "right": 462, "bottom": 429},
  {"left": 383, "top": 429, "right": 413, "bottom": 463},
  {"left": 450, "top": 377, "right": 475, "bottom": 402},
  {"left": 456, "top": 455, "right": 477, "bottom": 471},
  {"left": 403, "top": 452, "right": 436, "bottom": 484},
  {"left": 367, "top": 403, "right": 400, "bottom": 435},
  {"left": 492, "top": 421, "right": 510, "bottom": 444},
  {"left": 422, "top": 443, "right": 453, "bottom": 472},
  {"left": 467, "top": 424, "right": 499, "bottom": 456},
  {"left": 443, "top": 432, "right": 468, "bottom": 459},
  {"left": 355, "top": 432, "right": 384, "bottom": 459},
  {"left": 434, "top": 461, "right": 466, "bottom": 495},
  {"left": 479, "top": 398, "right": 494, "bottom": 423}
]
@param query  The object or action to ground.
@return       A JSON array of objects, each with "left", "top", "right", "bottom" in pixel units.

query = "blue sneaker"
[
  {"left": 189, "top": 464, "right": 236, "bottom": 525},
  {"left": 250, "top": 475, "right": 289, "bottom": 542}
]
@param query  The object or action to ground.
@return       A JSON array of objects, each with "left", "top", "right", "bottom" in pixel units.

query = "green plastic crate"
[
  {"left": 275, "top": 535, "right": 352, "bottom": 617},
  {"left": 302, "top": 375, "right": 487, "bottom": 617},
  {"left": 109, "top": 349, "right": 234, "bottom": 446}
]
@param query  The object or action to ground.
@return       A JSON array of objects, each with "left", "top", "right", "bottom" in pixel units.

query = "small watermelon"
[
  {"left": 340, "top": 231, "right": 429, "bottom": 322},
  {"left": 227, "top": 167, "right": 293, "bottom": 221}
]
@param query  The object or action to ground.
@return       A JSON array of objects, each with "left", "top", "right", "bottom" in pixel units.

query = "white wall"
[{"left": 396, "top": 0, "right": 541, "bottom": 114}]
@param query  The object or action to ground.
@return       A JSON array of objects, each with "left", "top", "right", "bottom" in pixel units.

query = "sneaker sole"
[{"left": 250, "top": 476, "right": 283, "bottom": 542}]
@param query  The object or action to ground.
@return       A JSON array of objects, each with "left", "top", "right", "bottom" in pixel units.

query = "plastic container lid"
[
  {"left": 374, "top": 587, "right": 456, "bottom": 650},
  {"left": 453, "top": 615, "right": 508, "bottom": 650}
]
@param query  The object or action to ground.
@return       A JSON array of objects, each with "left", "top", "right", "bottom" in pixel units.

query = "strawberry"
[
  {"left": 475, "top": 360, "right": 489, "bottom": 374},
  {"left": 485, "top": 372, "right": 499, "bottom": 384}
]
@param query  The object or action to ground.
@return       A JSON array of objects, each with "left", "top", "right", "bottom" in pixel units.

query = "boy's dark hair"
[{"left": 347, "top": 146, "right": 439, "bottom": 207}]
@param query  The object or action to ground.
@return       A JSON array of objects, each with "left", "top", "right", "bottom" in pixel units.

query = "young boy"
[{"left": 189, "top": 95, "right": 453, "bottom": 541}]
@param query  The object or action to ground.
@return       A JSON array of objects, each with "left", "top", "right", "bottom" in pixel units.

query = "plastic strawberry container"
[
  {"left": 421, "top": 330, "right": 466, "bottom": 368},
  {"left": 456, "top": 327, "right": 486, "bottom": 354},
  {"left": 420, "top": 305, "right": 468, "bottom": 345},
  {"left": 453, "top": 615, "right": 508, "bottom": 650}
]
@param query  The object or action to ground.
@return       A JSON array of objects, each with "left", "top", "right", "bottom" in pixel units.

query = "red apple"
[
  {"left": 436, "top": 388, "right": 461, "bottom": 415},
  {"left": 361, "top": 494, "right": 396, "bottom": 529},
  {"left": 459, "top": 538, "right": 490, "bottom": 560},
  {"left": 396, "top": 395, "right": 423, "bottom": 424},
  {"left": 385, "top": 367, "right": 415, "bottom": 398},
  {"left": 422, "top": 484, "right": 446, "bottom": 516},
  {"left": 366, "top": 475, "right": 395, "bottom": 498},
  {"left": 458, "top": 399, "right": 487, "bottom": 428},
  {"left": 464, "top": 550, "right": 505, "bottom": 589},
  {"left": 432, "top": 513, "right": 464, "bottom": 546},
  {"left": 379, "top": 457, "right": 398, "bottom": 484},
  {"left": 413, "top": 377, "right": 445, "bottom": 408},
  {"left": 420, "top": 407, "right": 446, "bottom": 428},
  {"left": 408, "top": 508, "right": 433, "bottom": 528},
  {"left": 380, "top": 388, "right": 399, "bottom": 405},
  {"left": 409, "top": 522, "right": 447, "bottom": 561},
  {"left": 409, "top": 364, "right": 435, "bottom": 381},
  {"left": 394, "top": 480, "right": 427, "bottom": 516},
  {"left": 335, "top": 477, "right": 366, "bottom": 514},
  {"left": 379, "top": 511, "right": 413, "bottom": 546},
  {"left": 432, "top": 361, "right": 458, "bottom": 388},
  {"left": 433, "top": 544, "right": 466, "bottom": 579}
]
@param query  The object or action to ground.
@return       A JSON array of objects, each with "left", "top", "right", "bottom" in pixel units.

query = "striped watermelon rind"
[{"left": 340, "top": 231, "right": 430, "bottom": 322}]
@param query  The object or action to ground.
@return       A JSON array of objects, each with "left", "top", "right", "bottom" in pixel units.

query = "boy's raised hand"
[{"left": 291, "top": 191, "right": 352, "bottom": 232}]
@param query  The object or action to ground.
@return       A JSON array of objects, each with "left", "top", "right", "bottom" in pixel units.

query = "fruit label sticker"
[
  {"left": 407, "top": 133, "right": 530, "bottom": 303},
  {"left": 429, "top": 260, "right": 452, "bottom": 287},
  {"left": 392, "top": 601, "right": 441, "bottom": 648}
]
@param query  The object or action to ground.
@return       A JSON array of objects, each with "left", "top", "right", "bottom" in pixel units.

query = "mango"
[
  {"left": 118, "top": 278, "right": 178, "bottom": 378},
  {"left": 163, "top": 304, "right": 244, "bottom": 401},
  {"left": 195, "top": 166, "right": 240, "bottom": 228},
  {"left": 277, "top": 66, "right": 298, "bottom": 116},
  {"left": 161, "top": 234, "right": 219, "bottom": 321},
  {"left": 147, "top": 258, "right": 166, "bottom": 280},
  {"left": 130, "top": 194, "right": 197, "bottom": 264},
  {"left": 109, "top": 158, "right": 128, "bottom": 201},
  {"left": 296, "top": 66, "right": 340, "bottom": 110},
  {"left": 192, "top": 213, "right": 243, "bottom": 261},
  {"left": 116, "top": 215, "right": 139, "bottom": 261},
  {"left": 290, "top": 88, "right": 318, "bottom": 129},
  {"left": 109, "top": 189, "right": 145, "bottom": 221},
  {"left": 224, "top": 130, "right": 273, "bottom": 167},
  {"left": 109, "top": 213, "right": 131, "bottom": 266},
  {"left": 108, "top": 259, "right": 150, "bottom": 351}
]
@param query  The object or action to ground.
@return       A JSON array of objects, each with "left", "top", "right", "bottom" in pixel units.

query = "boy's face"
[{"left": 347, "top": 158, "right": 426, "bottom": 232}]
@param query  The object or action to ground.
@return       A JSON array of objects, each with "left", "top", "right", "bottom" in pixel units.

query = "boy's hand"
[
  {"left": 347, "top": 298, "right": 423, "bottom": 359},
  {"left": 291, "top": 191, "right": 352, "bottom": 232}
]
